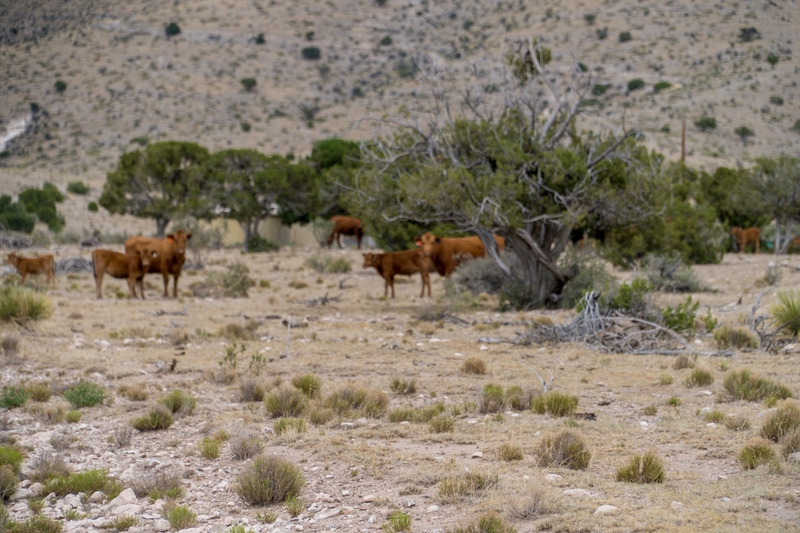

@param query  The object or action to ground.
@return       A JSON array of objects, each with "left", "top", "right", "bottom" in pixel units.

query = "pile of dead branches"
[
  {"left": 0, "top": 232, "right": 32, "bottom": 249},
  {"left": 55, "top": 257, "right": 93, "bottom": 274},
  {"left": 520, "top": 292, "right": 715, "bottom": 355}
]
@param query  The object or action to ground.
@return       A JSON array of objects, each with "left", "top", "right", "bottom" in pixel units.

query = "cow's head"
[
  {"left": 415, "top": 232, "right": 440, "bottom": 257},
  {"left": 6, "top": 253, "right": 18, "bottom": 267},
  {"left": 137, "top": 249, "right": 158, "bottom": 269},
  {"left": 167, "top": 230, "right": 193, "bottom": 256},
  {"left": 362, "top": 253, "right": 378, "bottom": 268}
]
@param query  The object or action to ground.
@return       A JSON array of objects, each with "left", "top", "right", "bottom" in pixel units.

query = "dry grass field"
[{"left": 1, "top": 244, "right": 800, "bottom": 532}]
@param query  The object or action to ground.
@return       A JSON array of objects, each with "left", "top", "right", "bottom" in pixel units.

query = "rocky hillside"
[{"left": 0, "top": 0, "right": 798, "bottom": 187}]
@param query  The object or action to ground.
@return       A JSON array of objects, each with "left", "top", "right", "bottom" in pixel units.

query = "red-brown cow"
[
  {"left": 328, "top": 216, "right": 364, "bottom": 249},
  {"left": 415, "top": 232, "right": 505, "bottom": 277},
  {"left": 6, "top": 253, "right": 56, "bottom": 287},
  {"left": 124, "top": 230, "right": 192, "bottom": 298},
  {"left": 731, "top": 226, "right": 760, "bottom": 254},
  {"left": 362, "top": 250, "right": 431, "bottom": 298},
  {"left": 92, "top": 248, "right": 156, "bottom": 299}
]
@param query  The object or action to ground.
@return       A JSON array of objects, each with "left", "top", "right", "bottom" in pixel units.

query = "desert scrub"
[
  {"left": 438, "top": 470, "right": 498, "bottom": 503},
  {"left": 0, "top": 285, "right": 54, "bottom": 324},
  {"left": 238, "top": 378, "right": 266, "bottom": 402},
  {"left": 781, "top": 428, "right": 800, "bottom": 458},
  {"left": 684, "top": 368, "right": 714, "bottom": 388},
  {"left": 133, "top": 406, "right": 174, "bottom": 431},
  {"left": 722, "top": 369, "right": 792, "bottom": 402},
  {"left": 390, "top": 377, "right": 417, "bottom": 395},
  {"left": 739, "top": 439, "right": 776, "bottom": 470},
  {"left": 760, "top": 401, "right": 800, "bottom": 441},
  {"left": 480, "top": 384, "right": 505, "bottom": 413},
  {"left": 704, "top": 409, "right": 726, "bottom": 424},
  {"left": 159, "top": 390, "right": 197, "bottom": 417},
  {"left": 118, "top": 383, "right": 148, "bottom": 402},
  {"left": 304, "top": 256, "right": 351, "bottom": 274},
  {"left": 198, "top": 437, "right": 221, "bottom": 459},
  {"left": 324, "top": 385, "right": 389, "bottom": 418},
  {"left": 0, "top": 464, "right": 17, "bottom": 501},
  {"left": 4, "top": 515, "right": 62, "bottom": 533},
  {"left": 264, "top": 385, "right": 307, "bottom": 418},
  {"left": 235, "top": 455, "right": 305, "bottom": 505},
  {"left": 274, "top": 418, "right": 307, "bottom": 436},
  {"left": 461, "top": 356, "right": 486, "bottom": 374},
  {"left": 0, "top": 386, "right": 29, "bottom": 409},
  {"left": 382, "top": 510, "right": 412, "bottom": 533},
  {"left": 107, "top": 516, "right": 138, "bottom": 530},
  {"left": 190, "top": 262, "right": 255, "bottom": 298},
  {"left": 291, "top": 374, "right": 321, "bottom": 398},
  {"left": 43, "top": 468, "right": 122, "bottom": 498},
  {"left": 63, "top": 381, "right": 108, "bottom": 408},
  {"left": 428, "top": 415, "right": 455, "bottom": 433},
  {"left": 534, "top": 430, "right": 591, "bottom": 470},
  {"left": 615, "top": 452, "right": 666, "bottom": 483},
  {"left": 447, "top": 511, "right": 517, "bottom": 533},
  {"left": 0, "top": 447, "right": 24, "bottom": 475},
  {"left": 25, "top": 382, "right": 51, "bottom": 402},
  {"left": 714, "top": 325, "right": 758, "bottom": 349},
  {"left": 130, "top": 471, "right": 183, "bottom": 501},
  {"left": 284, "top": 496, "right": 304, "bottom": 517},
  {"left": 497, "top": 443, "right": 524, "bottom": 461},
  {"left": 163, "top": 503, "right": 197, "bottom": 529},
  {"left": 65, "top": 410, "right": 81, "bottom": 424},
  {"left": 725, "top": 415, "right": 751, "bottom": 431},
  {"left": 672, "top": 354, "right": 695, "bottom": 370},
  {"left": 388, "top": 403, "right": 445, "bottom": 423},
  {"left": 231, "top": 432, "right": 264, "bottom": 460},
  {"left": 531, "top": 391, "right": 578, "bottom": 417},
  {"left": 770, "top": 290, "right": 800, "bottom": 335},
  {"left": 30, "top": 454, "right": 70, "bottom": 483}
]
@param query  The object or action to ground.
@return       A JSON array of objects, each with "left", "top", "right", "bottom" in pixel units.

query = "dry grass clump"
[
  {"left": 132, "top": 405, "right": 174, "bottom": 431},
  {"left": 307, "top": 405, "right": 336, "bottom": 426},
  {"left": 770, "top": 290, "right": 800, "bottom": 336},
  {"left": 725, "top": 415, "right": 752, "bottom": 431},
  {"left": 274, "top": 417, "right": 307, "bottom": 435},
  {"left": 534, "top": 430, "right": 591, "bottom": 470},
  {"left": 480, "top": 384, "right": 505, "bottom": 413},
  {"left": 304, "top": 256, "right": 351, "bottom": 273},
  {"left": 615, "top": 452, "right": 666, "bottom": 483},
  {"left": 390, "top": 377, "right": 417, "bottom": 395},
  {"left": 190, "top": 262, "right": 254, "bottom": 298},
  {"left": 447, "top": 511, "right": 517, "bottom": 533},
  {"left": 531, "top": 391, "right": 579, "bottom": 417},
  {"left": 291, "top": 374, "right": 322, "bottom": 398},
  {"left": 130, "top": 471, "right": 183, "bottom": 500},
  {"left": 672, "top": 354, "right": 695, "bottom": 370},
  {"left": 438, "top": 470, "right": 498, "bottom": 503},
  {"left": 30, "top": 453, "right": 71, "bottom": 483},
  {"left": 64, "top": 410, "right": 81, "bottom": 423},
  {"left": 25, "top": 382, "right": 51, "bottom": 402},
  {"left": 461, "top": 357, "right": 486, "bottom": 375},
  {"left": 760, "top": 400, "right": 800, "bottom": 442},
  {"left": 159, "top": 390, "right": 197, "bottom": 417},
  {"left": 388, "top": 403, "right": 446, "bottom": 423},
  {"left": 428, "top": 415, "right": 455, "bottom": 433},
  {"left": 1, "top": 334, "right": 21, "bottom": 362},
  {"left": 323, "top": 385, "right": 389, "bottom": 418},
  {"left": 722, "top": 369, "right": 793, "bottom": 402},
  {"left": 163, "top": 503, "right": 197, "bottom": 529},
  {"left": 118, "top": 383, "right": 148, "bottom": 402},
  {"left": 235, "top": 455, "right": 305, "bottom": 505},
  {"left": 739, "top": 438, "right": 777, "bottom": 470},
  {"left": 264, "top": 385, "right": 307, "bottom": 418},
  {"left": 0, "top": 464, "right": 17, "bottom": 501},
  {"left": 713, "top": 325, "right": 758, "bottom": 349},
  {"left": 238, "top": 378, "right": 266, "bottom": 402},
  {"left": 231, "top": 432, "right": 264, "bottom": 460},
  {"left": 507, "top": 486, "right": 556, "bottom": 519},
  {"left": 49, "top": 431, "right": 77, "bottom": 450},
  {"left": 218, "top": 321, "right": 259, "bottom": 340},
  {"left": 704, "top": 409, "right": 726, "bottom": 424},
  {"left": 781, "top": 428, "right": 800, "bottom": 458},
  {"left": 0, "top": 285, "right": 54, "bottom": 325},
  {"left": 497, "top": 443, "right": 524, "bottom": 461},
  {"left": 0, "top": 446, "right": 24, "bottom": 475},
  {"left": 113, "top": 426, "right": 133, "bottom": 448},
  {"left": 685, "top": 367, "right": 714, "bottom": 388}
]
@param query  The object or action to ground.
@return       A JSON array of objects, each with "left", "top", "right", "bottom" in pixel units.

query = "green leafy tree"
[
  {"left": 735, "top": 125, "right": 755, "bottom": 144},
  {"left": 99, "top": 141, "right": 210, "bottom": 236},
  {"left": 751, "top": 155, "right": 800, "bottom": 254},
  {"left": 698, "top": 166, "right": 767, "bottom": 229},
  {"left": 0, "top": 195, "right": 35, "bottom": 233}
]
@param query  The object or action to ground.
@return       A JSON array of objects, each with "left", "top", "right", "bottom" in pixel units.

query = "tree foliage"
[{"left": 99, "top": 141, "right": 209, "bottom": 236}]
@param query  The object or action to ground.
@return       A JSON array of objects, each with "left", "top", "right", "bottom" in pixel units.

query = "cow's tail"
[{"left": 91, "top": 252, "right": 97, "bottom": 280}]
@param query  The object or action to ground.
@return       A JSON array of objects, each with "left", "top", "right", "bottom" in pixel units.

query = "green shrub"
[
  {"left": 739, "top": 439, "right": 776, "bottom": 469},
  {"left": 685, "top": 368, "right": 714, "bottom": 388},
  {"left": 653, "top": 81, "right": 672, "bottom": 93},
  {"left": 63, "top": 381, "right": 108, "bottom": 408},
  {"left": 273, "top": 417, "right": 307, "bottom": 435},
  {"left": 87, "top": 201, "right": 99, "bottom": 212},
  {"left": 760, "top": 401, "right": 800, "bottom": 442},
  {"left": 65, "top": 410, "right": 81, "bottom": 423},
  {"left": 770, "top": 290, "right": 800, "bottom": 336},
  {"left": 694, "top": 116, "right": 717, "bottom": 131},
  {"left": 264, "top": 385, "right": 307, "bottom": 418},
  {"left": 66, "top": 181, "right": 89, "bottom": 195},
  {"left": 704, "top": 409, "right": 726, "bottom": 424},
  {"left": 389, "top": 378, "right": 417, "bottom": 395},
  {"left": 383, "top": 510, "right": 412, "bottom": 533},
  {"left": 163, "top": 503, "right": 196, "bottom": 529},
  {"left": 531, "top": 391, "right": 578, "bottom": 417},
  {"left": 461, "top": 357, "right": 486, "bottom": 375},
  {"left": 791, "top": 119, "right": 800, "bottom": 134},
  {"left": 596, "top": 27, "right": 608, "bottom": 40},
  {"left": 627, "top": 79, "right": 645, "bottom": 92},
  {"left": 231, "top": 432, "right": 264, "bottom": 460},
  {"left": 735, "top": 126, "right": 755, "bottom": 143},
  {"left": 108, "top": 516, "right": 138, "bottom": 531},
  {"left": 255, "top": 33, "right": 265, "bottom": 44},
  {"left": 0, "top": 286, "right": 54, "bottom": 324},
  {"left": 198, "top": 438, "right": 220, "bottom": 460},
  {"left": 0, "top": 464, "right": 17, "bottom": 501},
  {"left": 592, "top": 84, "right": 609, "bottom": 96},
  {"left": 247, "top": 236, "right": 279, "bottom": 253},
  {"left": 165, "top": 22, "right": 181, "bottom": 37},
  {"left": 133, "top": 406, "right": 174, "bottom": 431},
  {"left": 428, "top": 415, "right": 455, "bottom": 433},
  {"left": 379, "top": 35, "right": 392, "bottom": 46},
  {"left": 438, "top": 471, "right": 498, "bottom": 502},
  {"left": 447, "top": 512, "right": 517, "bottom": 533},
  {"left": 25, "top": 383, "right": 51, "bottom": 402},
  {"left": 235, "top": 455, "right": 305, "bottom": 505},
  {"left": 5, "top": 515, "right": 63, "bottom": 533},
  {"left": 291, "top": 374, "right": 321, "bottom": 398},
  {"left": 722, "top": 369, "right": 792, "bottom": 402},
  {"left": 619, "top": 31, "right": 632, "bottom": 42},
  {"left": 0, "top": 447, "right": 24, "bottom": 474},
  {"left": 0, "top": 386, "right": 29, "bottom": 409},
  {"left": 497, "top": 443, "right": 524, "bottom": 461},
  {"left": 615, "top": 452, "right": 665, "bottom": 483},
  {"left": 284, "top": 496, "right": 304, "bottom": 517},
  {"left": 608, "top": 278, "right": 651, "bottom": 316},
  {"left": 714, "top": 325, "right": 758, "bottom": 349},
  {"left": 129, "top": 471, "right": 183, "bottom": 501},
  {"left": 534, "top": 430, "right": 591, "bottom": 470},
  {"left": 301, "top": 47, "right": 321, "bottom": 60},
  {"left": 54, "top": 80, "right": 67, "bottom": 93},
  {"left": 480, "top": 384, "right": 505, "bottom": 413},
  {"left": 159, "top": 390, "right": 197, "bottom": 417},
  {"left": 767, "top": 53, "right": 778, "bottom": 66},
  {"left": 241, "top": 78, "right": 257, "bottom": 92},
  {"left": 43, "top": 469, "right": 122, "bottom": 498},
  {"left": 661, "top": 296, "right": 700, "bottom": 334}
]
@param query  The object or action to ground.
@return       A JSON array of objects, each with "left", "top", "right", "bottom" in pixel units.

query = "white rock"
[
  {"left": 706, "top": 422, "right": 717, "bottom": 428},
  {"left": 89, "top": 491, "right": 105, "bottom": 503},
  {"left": 480, "top": 345, "right": 488, "bottom": 350},
  {"left": 787, "top": 452, "right": 800, "bottom": 464},
  {"left": 153, "top": 519, "right": 172, "bottom": 531},
  {"left": 545, "top": 474, "right": 562, "bottom": 482},
  {"left": 108, "top": 488, "right": 137, "bottom": 508},
  {"left": 20, "top": 479, "right": 31, "bottom": 489},
  {"left": 564, "top": 489, "right": 592, "bottom": 498},
  {"left": 722, "top": 497, "right": 731, "bottom": 502},
  {"left": 362, "top": 495, "right": 377, "bottom": 502},
  {"left": 341, "top": 422, "right": 356, "bottom": 429},
  {"left": 406, "top": 500, "right": 415, "bottom": 508},
  {"left": 671, "top": 501, "right": 685, "bottom": 511},
  {"left": 368, "top": 515, "right": 377, "bottom": 523},
  {"left": 315, "top": 508, "right": 341, "bottom": 520},
  {"left": 62, "top": 493, "right": 82, "bottom": 509},
  {"left": 341, "top": 489, "right": 350, "bottom": 496},
  {"left": 177, "top": 528, "right": 205, "bottom": 533},
  {"left": 471, "top": 452, "right": 483, "bottom": 458},
  {"left": 426, "top": 505, "right": 439, "bottom": 513},
  {"left": 594, "top": 504, "right": 618, "bottom": 515},
  {"left": 639, "top": 421, "right": 648, "bottom": 427},
  {"left": 29, "top": 482, "right": 43, "bottom": 496},
  {"left": 113, "top": 504, "right": 142, "bottom": 516}
]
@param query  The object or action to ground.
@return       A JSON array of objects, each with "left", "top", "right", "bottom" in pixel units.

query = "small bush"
[
  {"left": 780, "top": 428, "right": 800, "bottom": 458},
  {"left": 760, "top": 401, "right": 800, "bottom": 442},
  {"left": 255, "top": 33, "right": 265, "bottom": 44},
  {"left": 481, "top": 384, "right": 505, "bottom": 413},
  {"left": 714, "top": 326, "right": 758, "bottom": 349},
  {"left": 659, "top": 374, "right": 674, "bottom": 386},
  {"left": 383, "top": 510, "right": 412, "bottom": 533},
  {"left": 235, "top": 455, "right": 305, "bottom": 505},
  {"left": 118, "top": 384, "right": 148, "bottom": 402},
  {"left": 461, "top": 357, "right": 486, "bottom": 375},
  {"left": 735, "top": 126, "right": 755, "bottom": 143},
  {"left": 722, "top": 369, "right": 792, "bottom": 402},
  {"left": 447, "top": 512, "right": 517, "bottom": 533},
  {"left": 0, "top": 386, "right": 29, "bottom": 409},
  {"left": 685, "top": 368, "right": 714, "bottom": 388},
  {"left": 619, "top": 31, "right": 632, "bottom": 42},
  {"left": 0, "top": 286, "right": 54, "bottom": 325},
  {"left": 63, "top": 381, "right": 108, "bottom": 408},
  {"left": 129, "top": 470, "right": 183, "bottom": 500},
  {"left": 25, "top": 383, "right": 51, "bottom": 402},
  {"left": 627, "top": 79, "right": 645, "bottom": 92},
  {"left": 0, "top": 464, "right": 17, "bottom": 501},
  {"left": 133, "top": 406, "right": 174, "bottom": 431},
  {"left": 190, "top": 262, "right": 255, "bottom": 298},
  {"left": 87, "top": 201, "right": 99, "bottom": 212},
  {"left": 615, "top": 452, "right": 666, "bottom": 483},
  {"left": 274, "top": 418, "right": 307, "bottom": 436},
  {"left": 0, "top": 447, "right": 23, "bottom": 474},
  {"left": 231, "top": 432, "right": 264, "bottom": 460},
  {"left": 165, "top": 22, "right": 181, "bottom": 37},
  {"left": 159, "top": 390, "right": 197, "bottom": 417},
  {"left": 291, "top": 374, "right": 322, "bottom": 398},
  {"left": 739, "top": 439, "right": 776, "bottom": 469},
  {"left": 6, "top": 515, "right": 63, "bottom": 533},
  {"left": 390, "top": 378, "right": 417, "bottom": 395},
  {"left": 43, "top": 469, "right": 122, "bottom": 498},
  {"left": 497, "top": 443, "right": 524, "bottom": 461},
  {"left": 65, "top": 410, "right": 81, "bottom": 424},
  {"left": 661, "top": 296, "right": 700, "bottom": 334},
  {"left": 642, "top": 405, "right": 658, "bottom": 416},
  {"left": 163, "top": 503, "right": 196, "bottom": 529},
  {"left": 704, "top": 409, "right": 726, "bottom": 424},
  {"left": 770, "top": 290, "right": 800, "bottom": 336},
  {"left": 653, "top": 81, "right": 672, "bottom": 93},
  {"left": 428, "top": 415, "right": 455, "bottom": 433},
  {"left": 1, "top": 335, "right": 20, "bottom": 359},
  {"left": 238, "top": 378, "right": 266, "bottom": 402},
  {"left": 301, "top": 46, "right": 321, "bottom": 60},
  {"left": 666, "top": 396, "right": 681, "bottom": 407},
  {"left": 54, "top": 80, "right": 67, "bottom": 93},
  {"left": 285, "top": 496, "right": 304, "bottom": 517},
  {"left": 264, "top": 385, "right": 307, "bottom": 418},
  {"left": 323, "top": 385, "right": 389, "bottom": 418},
  {"left": 30, "top": 453, "right": 71, "bottom": 483},
  {"left": 198, "top": 437, "right": 221, "bottom": 459},
  {"left": 113, "top": 426, "right": 133, "bottom": 448},
  {"left": 438, "top": 471, "right": 498, "bottom": 502},
  {"left": 241, "top": 78, "right": 257, "bottom": 92},
  {"left": 534, "top": 430, "right": 591, "bottom": 470},
  {"left": 304, "top": 256, "right": 351, "bottom": 273},
  {"left": 725, "top": 415, "right": 751, "bottom": 431},
  {"left": 596, "top": 27, "right": 608, "bottom": 40},
  {"left": 694, "top": 116, "right": 717, "bottom": 131},
  {"left": 531, "top": 391, "right": 578, "bottom": 417},
  {"left": 108, "top": 516, "right": 138, "bottom": 531},
  {"left": 672, "top": 354, "right": 695, "bottom": 370}
]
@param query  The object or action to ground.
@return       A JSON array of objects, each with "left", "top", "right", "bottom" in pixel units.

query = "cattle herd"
[{"left": 4, "top": 216, "right": 507, "bottom": 299}]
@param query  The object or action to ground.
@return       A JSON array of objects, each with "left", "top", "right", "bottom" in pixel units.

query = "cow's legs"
[
  {"left": 136, "top": 276, "right": 146, "bottom": 300},
  {"left": 327, "top": 231, "right": 335, "bottom": 248},
  {"left": 126, "top": 277, "right": 138, "bottom": 299},
  {"left": 162, "top": 271, "right": 170, "bottom": 297},
  {"left": 172, "top": 274, "right": 180, "bottom": 298},
  {"left": 94, "top": 270, "right": 104, "bottom": 299},
  {"left": 337, "top": 232, "right": 344, "bottom": 249}
]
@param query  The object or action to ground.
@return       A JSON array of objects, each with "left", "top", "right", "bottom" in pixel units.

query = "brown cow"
[
  {"left": 415, "top": 232, "right": 505, "bottom": 277},
  {"left": 92, "top": 248, "right": 156, "bottom": 299},
  {"left": 328, "top": 216, "right": 363, "bottom": 249},
  {"left": 6, "top": 253, "right": 56, "bottom": 287},
  {"left": 731, "top": 227, "right": 760, "bottom": 254},
  {"left": 124, "top": 230, "right": 192, "bottom": 298},
  {"left": 362, "top": 250, "right": 431, "bottom": 298}
]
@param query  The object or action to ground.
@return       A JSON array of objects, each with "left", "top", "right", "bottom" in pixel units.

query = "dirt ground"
[{"left": 2, "top": 244, "right": 800, "bottom": 533}]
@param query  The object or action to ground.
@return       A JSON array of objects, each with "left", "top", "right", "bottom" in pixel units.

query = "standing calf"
[
  {"left": 92, "top": 248, "right": 156, "bottom": 299},
  {"left": 362, "top": 250, "right": 431, "bottom": 298},
  {"left": 6, "top": 253, "right": 56, "bottom": 287}
]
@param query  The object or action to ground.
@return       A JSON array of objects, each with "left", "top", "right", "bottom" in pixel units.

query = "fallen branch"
[
  {"left": 339, "top": 276, "right": 353, "bottom": 290},
  {"left": 305, "top": 293, "right": 341, "bottom": 307},
  {"left": 149, "top": 306, "right": 189, "bottom": 316}
]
